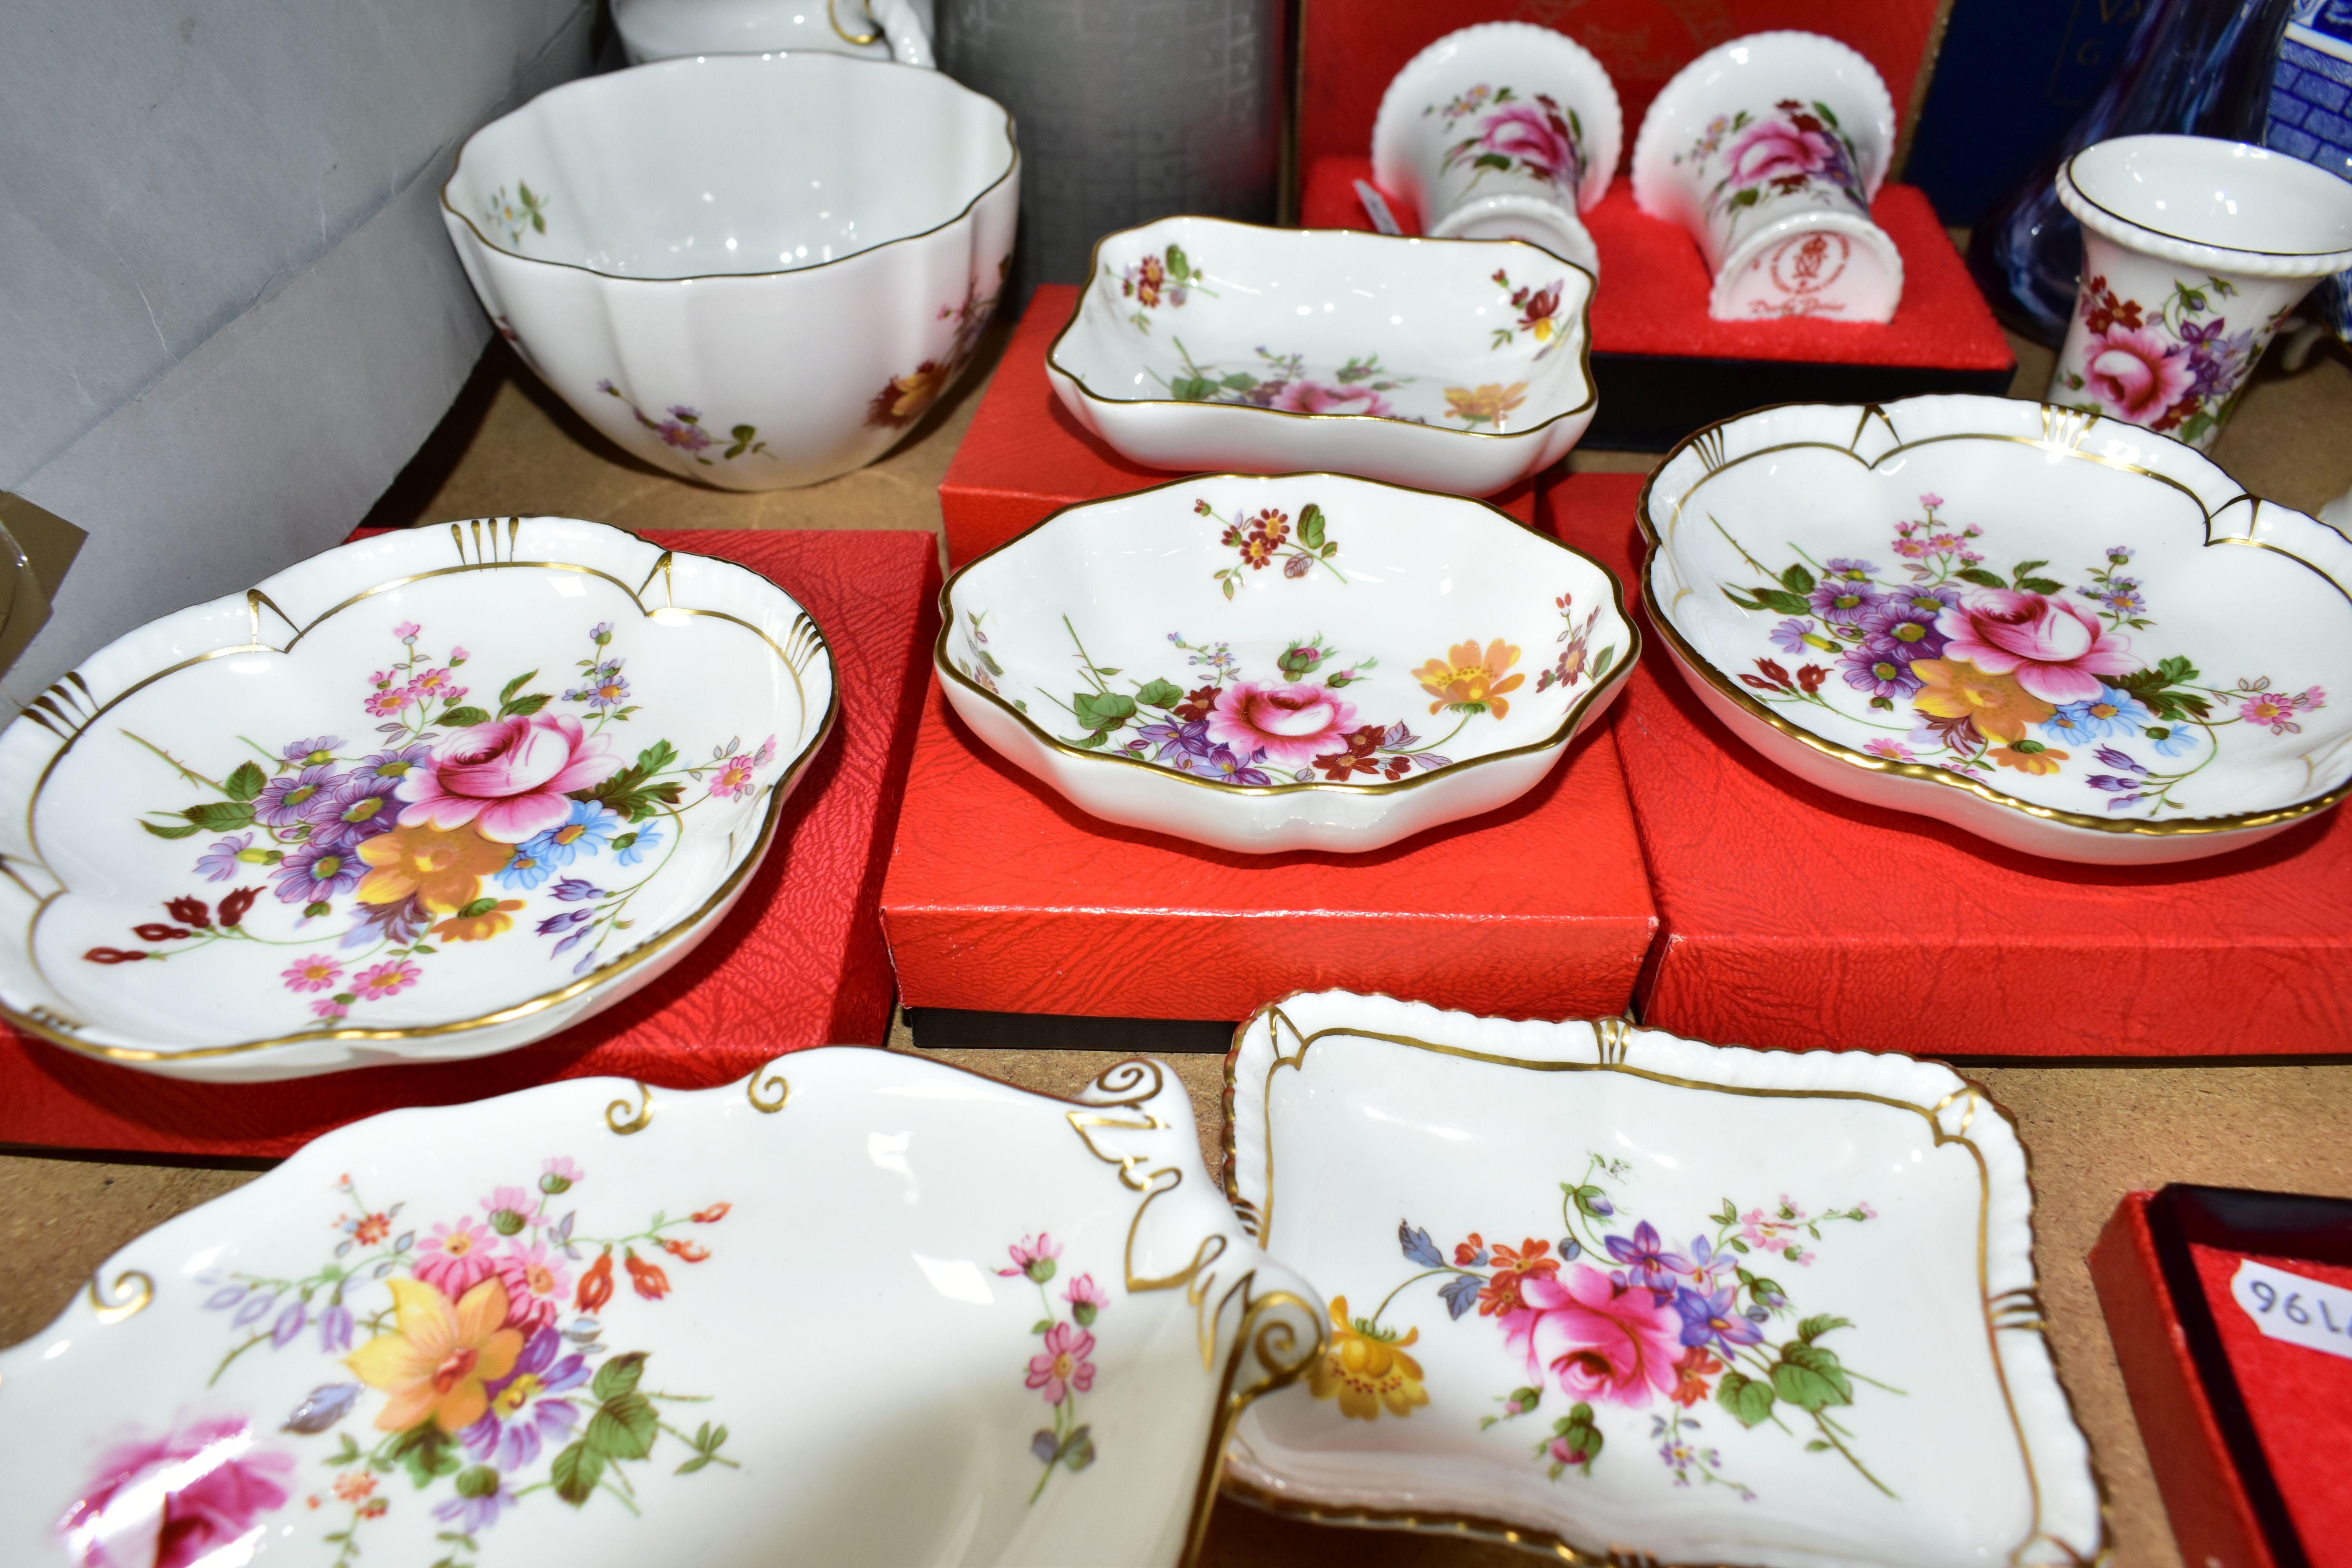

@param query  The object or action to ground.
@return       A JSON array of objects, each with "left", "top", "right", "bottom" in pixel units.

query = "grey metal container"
[{"left": 938, "top": 0, "right": 1284, "bottom": 305}]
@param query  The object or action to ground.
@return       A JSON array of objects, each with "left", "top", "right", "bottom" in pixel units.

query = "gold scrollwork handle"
[
  {"left": 605, "top": 1082, "right": 654, "bottom": 1134},
  {"left": 748, "top": 1064, "right": 791, "bottom": 1113},
  {"left": 828, "top": 0, "right": 882, "bottom": 46},
  {"left": 89, "top": 1268, "right": 154, "bottom": 1323}
]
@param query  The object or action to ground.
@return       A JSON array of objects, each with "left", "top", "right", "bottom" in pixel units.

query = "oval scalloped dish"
[
  {"left": 1047, "top": 218, "right": 1597, "bottom": 497},
  {"left": 1640, "top": 394, "right": 2352, "bottom": 863},
  {"left": 937, "top": 473, "right": 1635, "bottom": 853},
  {"left": 0, "top": 1049, "right": 1324, "bottom": 1568},
  {"left": 0, "top": 518, "right": 836, "bottom": 1080},
  {"left": 1220, "top": 989, "right": 2103, "bottom": 1568}
]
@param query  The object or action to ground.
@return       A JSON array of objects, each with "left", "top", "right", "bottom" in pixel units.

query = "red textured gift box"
[
  {"left": 1546, "top": 472, "right": 2352, "bottom": 1058},
  {"left": 935, "top": 283, "right": 1541, "bottom": 569},
  {"left": 0, "top": 528, "right": 940, "bottom": 1159},
  {"left": 2091, "top": 1188, "right": 2352, "bottom": 1568},
  {"left": 1298, "top": 159, "right": 2014, "bottom": 450},
  {"left": 879, "top": 673, "right": 1657, "bottom": 1029}
]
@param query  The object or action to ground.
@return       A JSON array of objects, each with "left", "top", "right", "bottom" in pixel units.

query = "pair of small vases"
[
  {"left": 1372, "top": 26, "right": 1903, "bottom": 322},
  {"left": 2046, "top": 134, "right": 2352, "bottom": 452}
]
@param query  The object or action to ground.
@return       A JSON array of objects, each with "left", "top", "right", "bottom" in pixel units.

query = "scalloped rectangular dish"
[
  {"left": 0, "top": 1049, "right": 1321, "bottom": 1567},
  {"left": 1220, "top": 989, "right": 2103, "bottom": 1568},
  {"left": 1046, "top": 218, "right": 1596, "bottom": 497}
]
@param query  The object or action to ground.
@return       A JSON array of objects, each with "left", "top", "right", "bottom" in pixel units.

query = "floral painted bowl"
[
  {"left": 937, "top": 472, "right": 1635, "bottom": 854},
  {"left": 1219, "top": 989, "right": 2104, "bottom": 1568},
  {"left": 0, "top": 517, "right": 835, "bottom": 1081},
  {"left": 1046, "top": 218, "right": 1597, "bottom": 497},
  {"left": 0, "top": 1049, "right": 1323, "bottom": 1568},
  {"left": 1638, "top": 394, "right": 2352, "bottom": 862},
  {"left": 442, "top": 53, "right": 1016, "bottom": 491}
]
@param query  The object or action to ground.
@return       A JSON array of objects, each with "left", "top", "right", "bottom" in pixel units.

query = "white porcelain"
[
  {"left": 1220, "top": 989, "right": 2104, "bottom": 1568},
  {"left": 615, "top": 0, "right": 935, "bottom": 68},
  {"left": 938, "top": 472, "right": 1635, "bottom": 854},
  {"left": 442, "top": 54, "right": 1016, "bottom": 492},
  {"left": 1370, "top": 24, "right": 1622, "bottom": 277},
  {"left": 0, "top": 1049, "right": 1323, "bottom": 1568},
  {"left": 1045, "top": 218, "right": 1597, "bottom": 497},
  {"left": 2049, "top": 134, "right": 2352, "bottom": 450},
  {"left": 1640, "top": 394, "right": 2352, "bottom": 864},
  {"left": 0, "top": 517, "right": 836, "bottom": 1082},
  {"left": 1632, "top": 31, "right": 1903, "bottom": 323}
]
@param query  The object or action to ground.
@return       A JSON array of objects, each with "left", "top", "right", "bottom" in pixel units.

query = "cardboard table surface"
[
  {"left": 1547, "top": 472, "right": 2352, "bottom": 1059},
  {"left": 0, "top": 527, "right": 940, "bottom": 1158}
]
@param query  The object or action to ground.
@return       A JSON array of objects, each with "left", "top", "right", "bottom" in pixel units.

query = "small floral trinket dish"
[
  {"left": 1046, "top": 218, "right": 1597, "bottom": 497},
  {"left": 443, "top": 53, "right": 1016, "bottom": 491},
  {"left": 2048, "top": 134, "right": 2352, "bottom": 451},
  {"left": 0, "top": 517, "right": 835, "bottom": 1082},
  {"left": 0, "top": 1049, "right": 1322, "bottom": 1568},
  {"left": 937, "top": 472, "right": 1635, "bottom": 854},
  {"left": 1370, "top": 24, "right": 1622, "bottom": 277},
  {"left": 1220, "top": 989, "right": 2104, "bottom": 1568},
  {"left": 1639, "top": 394, "right": 2352, "bottom": 863},
  {"left": 1631, "top": 32, "right": 1903, "bottom": 323}
]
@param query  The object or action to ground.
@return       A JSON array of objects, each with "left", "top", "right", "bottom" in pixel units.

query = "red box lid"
[
  {"left": 880, "top": 672, "right": 1657, "bottom": 1022},
  {"left": 937, "top": 283, "right": 1541, "bottom": 569},
  {"left": 0, "top": 528, "right": 940, "bottom": 1159},
  {"left": 1295, "top": 0, "right": 1950, "bottom": 177},
  {"left": 1548, "top": 473, "right": 2352, "bottom": 1059},
  {"left": 1302, "top": 158, "right": 2012, "bottom": 372}
]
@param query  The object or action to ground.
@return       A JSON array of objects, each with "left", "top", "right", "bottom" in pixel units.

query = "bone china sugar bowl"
[
  {"left": 938, "top": 473, "right": 1635, "bottom": 854},
  {"left": 443, "top": 53, "right": 1017, "bottom": 491}
]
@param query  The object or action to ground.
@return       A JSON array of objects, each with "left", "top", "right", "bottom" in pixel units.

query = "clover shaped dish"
[
  {"left": 937, "top": 472, "right": 1634, "bottom": 853},
  {"left": 0, "top": 1049, "right": 1322, "bottom": 1568},
  {"left": 1047, "top": 218, "right": 1597, "bottom": 497},
  {"left": 1640, "top": 394, "right": 2352, "bottom": 862},
  {"left": 1219, "top": 989, "right": 2104, "bottom": 1568},
  {"left": 0, "top": 517, "right": 835, "bottom": 1081}
]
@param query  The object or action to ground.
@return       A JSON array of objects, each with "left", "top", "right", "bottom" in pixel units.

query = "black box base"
[
  {"left": 904, "top": 1007, "right": 1237, "bottom": 1054},
  {"left": 1586, "top": 354, "right": 2016, "bottom": 451}
]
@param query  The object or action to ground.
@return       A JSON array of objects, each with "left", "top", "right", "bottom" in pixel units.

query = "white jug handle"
[{"left": 830, "top": 0, "right": 935, "bottom": 68}]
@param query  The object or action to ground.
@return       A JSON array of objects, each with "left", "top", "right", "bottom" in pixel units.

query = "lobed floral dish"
[
  {"left": 936, "top": 472, "right": 1635, "bottom": 854},
  {"left": 1639, "top": 394, "right": 2352, "bottom": 863},
  {"left": 2047, "top": 134, "right": 2352, "bottom": 451},
  {"left": 1220, "top": 989, "right": 2104, "bottom": 1568},
  {"left": 442, "top": 53, "right": 1016, "bottom": 492},
  {"left": 613, "top": 0, "right": 935, "bottom": 67},
  {"left": 0, "top": 1049, "right": 1323, "bottom": 1568},
  {"left": 1046, "top": 218, "right": 1597, "bottom": 497},
  {"left": 1370, "top": 23, "right": 1622, "bottom": 277},
  {"left": 0, "top": 517, "right": 835, "bottom": 1082},
  {"left": 1631, "top": 32, "right": 1903, "bottom": 323}
]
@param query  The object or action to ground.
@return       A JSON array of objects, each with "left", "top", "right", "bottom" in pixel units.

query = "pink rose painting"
[
  {"left": 1935, "top": 589, "right": 2136, "bottom": 704},
  {"left": 1207, "top": 681, "right": 1358, "bottom": 770},
  {"left": 58, "top": 1416, "right": 295, "bottom": 1568},
  {"left": 1475, "top": 98, "right": 1581, "bottom": 191},
  {"left": 1271, "top": 381, "right": 1395, "bottom": 418},
  {"left": 1499, "top": 1263, "right": 1683, "bottom": 1409},
  {"left": 1726, "top": 120, "right": 1835, "bottom": 185},
  {"left": 2081, "top": 325, "right": 2194, "bottom": 423},
  {"left": 397, "top": 711, "right": 621, "bottom": 842}
]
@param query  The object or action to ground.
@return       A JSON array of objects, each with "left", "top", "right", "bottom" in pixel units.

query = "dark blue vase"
[{"left": 1968, "top": 0, "right": 2295, "bottom": 343}]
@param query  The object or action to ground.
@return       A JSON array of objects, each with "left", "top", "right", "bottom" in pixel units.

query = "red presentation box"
[
  {"left": 0, "top": 528, "right": 940, "bottom": 1160},
  {"left": 2091, "top": 1187, "right": 2352, "bottom": 1568},
  {"left": 935, "top": 282, "right": 1541, "bottom": 568},
  {"left": 1298, "top": 160, "right": 2014, "bottom": 450},
  {"left": 1547, "top": 473, "right": 2352, "bottom": 1059},
  {"left": 879, "top": 674, "right": 1657, "bottom": 1033}
]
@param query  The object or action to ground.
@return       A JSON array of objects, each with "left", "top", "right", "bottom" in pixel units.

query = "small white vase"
[
  {"left": 2049, "top": 134, "right": 2352, "bottom": 450},
  {"left": 1630, "top": 31, "right": 1903, "bottom": 323},
  {"left": 1370, "top": 23, "right": 1621, "bottom": 278}
]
